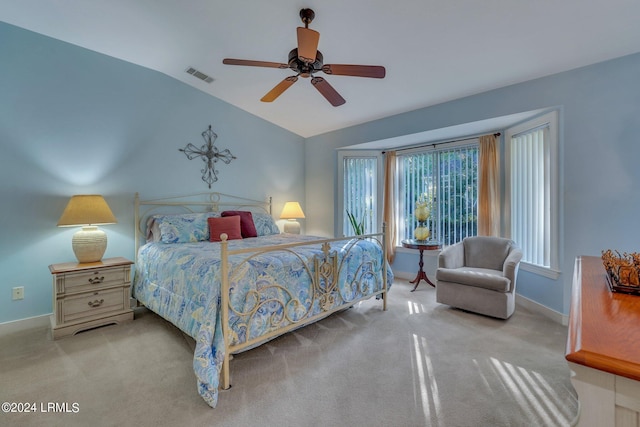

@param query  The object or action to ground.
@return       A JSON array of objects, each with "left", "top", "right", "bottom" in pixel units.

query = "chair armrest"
[
  {"left": 438, "top": 241, "right": 465, "bottom": 269},
  {"left": 502, "top": 247, "right": 523, "bottom": 281}
]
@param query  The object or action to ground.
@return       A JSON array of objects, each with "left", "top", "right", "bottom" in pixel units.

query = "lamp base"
[
  {"left": 72, "top": 226, "right": 107, "bottom": 263},
  {"left": 283, "top": 220, "right": 301, "bottom": 234}
]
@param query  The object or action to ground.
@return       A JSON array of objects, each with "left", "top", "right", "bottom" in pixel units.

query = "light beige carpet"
[{"left": 0, "top": 279, "right": 578, "bottom": 427}]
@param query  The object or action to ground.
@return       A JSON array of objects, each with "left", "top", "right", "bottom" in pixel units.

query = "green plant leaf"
[{"left": 346, "top": 210, "right": 365, "bottom": 235}]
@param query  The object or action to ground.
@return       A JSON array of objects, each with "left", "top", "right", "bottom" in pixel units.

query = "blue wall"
[
  {"left": 0, "top": 22, "right": 305, "bottom": 324},
  {"left": 3, "top": 19, "right": 639, "bottom": 323},
  {"left": 306, "top": 52, "right": 640, "bottom": 316}
]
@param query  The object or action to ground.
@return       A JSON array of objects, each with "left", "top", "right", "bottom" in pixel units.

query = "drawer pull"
[
  {"left": 88, "top": 276, "right": 104, "bottom": 284},
  {"left": 87, "top": 299, "right": 104, "bottom": 308}
]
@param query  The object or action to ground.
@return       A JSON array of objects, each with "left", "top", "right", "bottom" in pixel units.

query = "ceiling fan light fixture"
[{"left": 222, "top": 8, "right": 385, "bottom": 107}]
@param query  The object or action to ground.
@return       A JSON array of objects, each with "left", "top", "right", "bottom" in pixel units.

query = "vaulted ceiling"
[{"left": 2, "top": 1, "right": 640, "bottom": 137}]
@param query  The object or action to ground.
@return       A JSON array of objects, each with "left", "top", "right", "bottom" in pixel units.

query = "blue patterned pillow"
[
  {"left": 155, "top": 213, "right": 219, "bottom": 243},
  {"left": 252, "top": 212, "right": 280, "bottom": 236}
]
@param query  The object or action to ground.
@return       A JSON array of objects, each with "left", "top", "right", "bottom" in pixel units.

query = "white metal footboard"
[{"left": 219, "top": 225, "right": 388, "bottom": 390}]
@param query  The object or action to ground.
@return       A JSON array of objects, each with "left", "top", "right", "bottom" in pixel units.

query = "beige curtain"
[
  {"left": 383, "top": 151, "right": 397, "bottom": 263},
  {"left": 478, "top": 134, "right": 500, "bottom": 236}
]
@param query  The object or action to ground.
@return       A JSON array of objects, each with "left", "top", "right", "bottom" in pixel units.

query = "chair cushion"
[
  {"left": 436, "top": 267, "right": 511, "bottom": 292},
  {"left": 464, "top": 236, "right": 513, "bottom": 270}
]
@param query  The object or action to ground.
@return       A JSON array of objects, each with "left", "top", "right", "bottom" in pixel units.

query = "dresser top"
[
  {"left": 49, "top": 257, "right": 133, "bottom": 274},
  {"left": 566, "top": 255, "right": 640, "bottom": 381}
]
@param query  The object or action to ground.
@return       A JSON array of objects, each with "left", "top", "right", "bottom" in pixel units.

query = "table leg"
[{"left": 410, "top": 249, "right": 435, "bottom": 291}]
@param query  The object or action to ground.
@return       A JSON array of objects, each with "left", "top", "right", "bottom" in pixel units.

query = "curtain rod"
[{"left": 382, "top": 132, "right": 501, "bottom": 154}]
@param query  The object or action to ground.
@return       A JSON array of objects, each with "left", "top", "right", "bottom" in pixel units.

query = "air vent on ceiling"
[{"left": 186, "top": 67, "right": 214, "bottom": 83}]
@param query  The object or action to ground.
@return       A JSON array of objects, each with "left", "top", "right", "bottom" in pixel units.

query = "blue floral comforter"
[{"left": 133, "top": 234, "right": 392, "bottom": 407}]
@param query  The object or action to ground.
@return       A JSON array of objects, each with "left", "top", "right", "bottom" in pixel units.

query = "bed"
[{"left": 132, "top": 192, "right": 392, "bottom": 408}]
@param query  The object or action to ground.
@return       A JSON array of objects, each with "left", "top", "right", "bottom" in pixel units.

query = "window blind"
[
  {"left": 399, "top": 144, "right": 478, "bottom": 246},
  {"left": 510, "top": 127, "right": 550, "bottom": 267},
  {"left": 343, "top": 157, "right": 377, "bottom": 235}
]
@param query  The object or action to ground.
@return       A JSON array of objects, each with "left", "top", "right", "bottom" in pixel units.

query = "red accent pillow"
[
  {"left": 208, "top": 216, "right": 242, "bottom": 242},
  {"left": 221, "top": 211, "right": 258, "bottom": 238}
]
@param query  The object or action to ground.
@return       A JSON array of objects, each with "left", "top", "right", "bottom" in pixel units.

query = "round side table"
[{"left": 401, "top": 239, "right": 442, "bottom": 292}]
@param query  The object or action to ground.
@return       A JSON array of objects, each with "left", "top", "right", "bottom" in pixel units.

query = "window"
[
  {"left": 338, "top": 110, "right": 560, "bottom": 273},
  {"left": 339, "top": 143, "right": 478, "bottom": 246},
  {"left": 397, "top": 142, "right": 479, "bottom": 246},
  {"left": 338, "top": 152, "right": 382, "bottom": 236},
  {"left": 505, "top": 111, "right": 559, "bottom": 278}
]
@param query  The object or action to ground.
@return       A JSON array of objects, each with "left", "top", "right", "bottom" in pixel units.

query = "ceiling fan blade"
[
  {"left": 322, "top": 64, "right": 386, "bottom": 78},
  {"left": 311, "top": 77, "right": 346, "bottom": 107},
  {"left": 261, "top": 76, "right": 298, "bottom": 102},
  {"left": 223, "top": 58, "right": 288, "bottom": 69},
  {"left": 297, "top": 27, "right": 320, "bottom": 63}
]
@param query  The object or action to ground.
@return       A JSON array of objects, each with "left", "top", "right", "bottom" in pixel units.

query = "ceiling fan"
[{"left": 222, "top": 8, "right": 386, "bottom": 107}]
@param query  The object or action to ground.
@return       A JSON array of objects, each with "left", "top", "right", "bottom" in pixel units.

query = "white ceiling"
[{"left": 2, "top": 1, "right": 640, "bottom": 138}]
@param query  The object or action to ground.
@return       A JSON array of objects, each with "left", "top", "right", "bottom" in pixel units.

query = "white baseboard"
[
  {"left": 0, "top": 290, "right": 566, "bottom": 337},
  {"left": 0, "top": 313, "right": 52, "bottom": 336},
  {"left": 394, "top": 271, "right": 568, "bottom": 325},
  {"left": 516, "top": 294, "right": 568, "bottom": 325},
  {"left": 391, "top": 270, "right": 414, "bottom": 282}
]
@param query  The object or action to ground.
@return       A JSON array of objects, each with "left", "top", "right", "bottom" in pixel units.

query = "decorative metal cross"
[{"left": 179, "top": 125, "right": 236, "bottom": 188}]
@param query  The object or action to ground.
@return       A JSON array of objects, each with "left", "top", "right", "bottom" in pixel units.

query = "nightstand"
[{"left": 49, "top": 257, "right": 134, "bottom": 339}]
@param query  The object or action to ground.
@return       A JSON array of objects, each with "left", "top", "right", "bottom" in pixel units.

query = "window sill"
[
  {"left": 519, "top": 262, "right": 561, "bottom": 280},
  {"left": 396, "top": 247, "right": 561, "bottom": 279}
]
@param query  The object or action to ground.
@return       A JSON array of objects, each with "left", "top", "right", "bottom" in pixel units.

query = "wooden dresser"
[
  {"left": 49, "top": 257, "right": 134, "bottom": 339},
  {"left": 566, "top": 255, "right": 640, "bottom": 427}
]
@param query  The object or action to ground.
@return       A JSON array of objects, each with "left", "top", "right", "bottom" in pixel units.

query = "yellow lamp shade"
[
  {"left": 280, "top": 201, "right": 305, "bottom": 234},
  {"left": 279, "top": 202, "right": 305, "bottom": 219},
  {"left": 57, "top": 195, "right": 117, "bottom": 226}
]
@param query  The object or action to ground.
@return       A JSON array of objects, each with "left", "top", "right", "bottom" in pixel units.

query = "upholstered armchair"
[{"left": 435, "top": 236, "right": 523, "bottom": 319}]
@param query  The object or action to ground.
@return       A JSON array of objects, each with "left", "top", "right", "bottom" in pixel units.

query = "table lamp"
[
  {"left": 57, "top": 195, "right": 117, "bottom": 263},
  {"left": 280, "top": 201, "right": 305, "bottom": 234}
]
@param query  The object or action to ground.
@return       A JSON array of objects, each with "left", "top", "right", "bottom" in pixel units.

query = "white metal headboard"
[{"left": 134, "top": 192, "right": 272, "bottom": 252}]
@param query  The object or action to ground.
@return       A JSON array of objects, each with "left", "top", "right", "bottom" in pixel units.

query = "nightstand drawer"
[
  {"left": 55, "top": 265, "right": 129, "bottom": 294},
  {"left": 61, "top": 288, "right": 126, "bottom": 324}
]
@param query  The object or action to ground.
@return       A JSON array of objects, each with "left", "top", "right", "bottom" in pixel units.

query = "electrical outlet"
[{"left": 12, "top": 286, "right": 24, "bottom": 300}]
